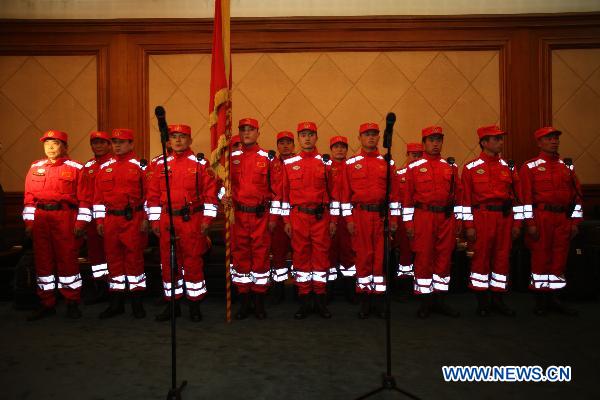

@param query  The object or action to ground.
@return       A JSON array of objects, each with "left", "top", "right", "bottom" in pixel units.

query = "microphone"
[
  {"left": 563, "top": 157, "right": 573, "bottom": 167},
  {"left": 139, "top": 158, "right": 148, "bottom": 168},
  {"left": 446, "top": 156, "right": 455, "bottom": 166},
  {"left": 154, "top": 106, "right": 169, "bottom": 143},
  {"left": 508, "top": 159, "right": 515, "bottom": 170},
  {"left": 383, "top": 112, "right": 396, "bottom": 149},
  {"left": 268, "top": 150, "right": 276, "bottom": 161},
  {"left": 196, "top": 153, "right": 204, "bottom": 161},
  {"left": 322, "top": 154, "right": 330, "bottom": 163}
]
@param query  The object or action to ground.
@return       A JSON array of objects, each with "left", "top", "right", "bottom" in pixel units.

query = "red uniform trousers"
[
  {"left": 87, "top": 220, "right": 108, "bottom": 279},
  {"left": 394, "top": 223, "right": 414, "bottom": 278},
  {"left": 159, "top": 212, "right": 207, "bottom": 300},
  {"left": 290, "top": 208, "right": 331, "bottom": 295},
  {"left": 526, "top": 210, "right": 571, "bottom": 291},
  {"left": 231, "top": 210, "right": 271, "bottom": 294},
  {"left": 330, "top": 217, "right": 355, "bottom": 278},
  {"left": 103, "top": 211, "right": 146, "bottom": 292},
  {"left": 411, "top": 209, "right": 456, "bottom": 295},
  {"left": 468, "top": 209, "right": 513, "bottom": 292},
  {"left": 33, "top": 208, "right": 82, "bottom": 307},
  {"left": 351, "top": 209, "right": 385, "bottom": 294},
  {"left": 270, "top": 217, "right": 291, "bottom": 282}
]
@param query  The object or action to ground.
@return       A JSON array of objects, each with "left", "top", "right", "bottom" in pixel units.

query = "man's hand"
[
  {"left": 527, "top": 225, "right": 539, "bottom": 241},
  {"left": 201, "top": 222, "right": 210, "bottom": 236},
  {"left": 329, "top": 222, "right": 337, "bottom": 237},
  {"left": 570, "top": 224, "right": 578, "bottom": 240},
  {"left": 511, "top": 226, "right": 521, "bottom": 240},
  {"left": 455, "top": 223, "right": 462, "bottom": 237},
  {"left": 152, "top": 225, "right": 161, "bottom": 237},
  {"left": 25, "top": 226, "right": 32, "bottom": 238},
  {"left": 284, "top": 223, "right": 292, "bottom": 237},
  {"left": 390, "top": 221, "right": 398, "bottom": 234},
  {"left": 97, "top": 224, "right": 104, "bottom": 237},
  {"left": 140, "top": 220, "right": 149, "bottom": 233},
  {"left": 465, "top": 227, "right": 476, "bottom": 242},
  {"left": 347, "top": 222, "right": 355, "bottom": 235},
  {"left": 405, "top": 227, "right": 414, "bottom": 240},
  {"left": 268, "top": 220, "right": 277, "bottom": 233},
  {"left": 74, "top": 226, "right": 85, "bottom": 238}
]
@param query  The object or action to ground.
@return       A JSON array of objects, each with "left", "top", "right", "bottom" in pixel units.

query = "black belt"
[
  {"left": 414, "top": 202, "right": 448, "bottom": 213},
  {"left": 358, "top": 203, "right": 385, "bottom": 212},
  {"left": 296, "top": 205, "right": 328, "bottom": 215},
  {"left": 106, "top": 205, "right": 144, "bottom": 216},
  {"left": 172, "top": 205, "right": 203, "bottom": 216},
  {"left": 473, "top": 204, "right": 505, "bottom": 212},
  {"left": 36, "top": 203, "right": 77, "bottom": 211},
  {"left": 534, "top": 204, "right": 567, "bottom": 213},
  {"left": 236, "top": 204, "right": 265, "bottom": 213}
]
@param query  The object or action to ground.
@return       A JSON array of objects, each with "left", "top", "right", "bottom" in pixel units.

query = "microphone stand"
[
  {"left": 356, "top": 113, "right": 420, "bottom": 400},
  {"left": 155, "top": 106, "right": 187, "bottom": 400}
]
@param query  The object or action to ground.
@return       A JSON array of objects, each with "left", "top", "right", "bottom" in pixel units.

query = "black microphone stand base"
[
  {"left": 166, "top": 380, "right": 187, "bottom": 400},
  {"left": 356, "top": 373, "right": 420, "bottom": 400}
]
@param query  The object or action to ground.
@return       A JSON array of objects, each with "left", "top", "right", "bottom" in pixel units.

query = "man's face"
[
  {"left": 298, "top": 130, "right": 318, "bottom": 151},
  {"left": 330, "top": 143, "right": 348, "bottom": 161},
  {"left": 407, "top": 151, "right": 422, "bottom": 162},
  {"left": 111, "top": 138, "right": 134, "bottom": 155},
  {"left": 359, "top": 130, "right": 380, "bottom": 150},
  {"left": 239, "top": 125, "right": 259, "bottom": 146},
  {"left": 277, "top": 138, "right": 295, "bottom": 157},
  {"left": 169, "top": 133, "right": 192, "bottom": 153},
  {"left": 481, "top": 135, "right": 504, "bottom": 155},
  {"left": 423, "top": 135, "right": 443, "bottom": 156},
  {"left": 90, "top": 138, "right": 111, "bottom": 157},
  {"left": 44, "top": 139, "right": 67, "bottom": 160},
  {"left": 538, "top": 133, "right": 560, "bottom": 154}
]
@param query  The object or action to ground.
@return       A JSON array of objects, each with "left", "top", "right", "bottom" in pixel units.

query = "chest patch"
[
  {"left": 292, "top": 165, "right": 301, "bottom": 171},
  {"left": 233, "top": 159, "right": 240, "bottom": 165},
  {"left": 476, "top": 168, "right": 485, "bottom": 175},
  {"left": 355, "top": 164, "right": 363, "bottom": 170},
  {"left": 106, "top": 168, "right": 113, "bottom": 173},
  {"left": 88, "top": 169, "right": 95, "bottom": 174},
  {"left": 538, "top": 166, "right": 546, "bottom": 172},
  {"left": 256, "top": 161, "right": 266, "bottom": 168},
  {"left": 61, "top": 171, "right": 73, "bottom": 179},
  {"left": 419, "top": 167, "right": 427, "bottom": 173}
]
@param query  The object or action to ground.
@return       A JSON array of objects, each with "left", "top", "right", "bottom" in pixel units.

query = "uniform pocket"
[
  {"left": 99, "top": 175, "right": 115, "bottom": 192},
  {"left": 288, "top": 170, "right": 303, "bottom": 190},
  {"left": 59, "top": 176, "right": 75, "bottom": 194}
]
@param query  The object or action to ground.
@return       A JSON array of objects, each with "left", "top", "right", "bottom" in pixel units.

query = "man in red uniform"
[
  {"left": 339, "top": 123, "right": 399, "bottom": 318},
  {"left": 280, "top": 121, "right": 336, "bottom": 319},
  {"left": 80, "top": 131, "right": 113, "bottom": 302},
  {"left": 394, "top": 142, "right": 423, "bottom": 280},
  {"left": 403, "top": 126, "right": 461, "bottom": 318},
  {"left": 147, "top": 124, "right": 217, "bottom": 322},
  {"left": 329, "top": 135, "right": 356, "bottom": 303},
  {"left": 461, "top": 125, "right": 522, "bottom": 317},
  {"left": 270, "top": 131, "right": 295, "bottom": 303},
  {"left": 229, "top": 118, "right": 278, "bottom": 320},
  {"left": 93, "top": 128, "right": 148, "bottom": 319},
  {"left": 520, "top": 126, "right": 583, "bottom": 316},
  {"left": 24, "top": 130, "right": 87, "bottom": 320}
]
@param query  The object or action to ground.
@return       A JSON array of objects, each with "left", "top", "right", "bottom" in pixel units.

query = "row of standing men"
[{"left": 22, "top": 120, "right": 583, "bottom": 321}]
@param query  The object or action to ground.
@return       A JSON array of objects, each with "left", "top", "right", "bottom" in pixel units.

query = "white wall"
[{"left": 1, "top": 0, "right": 599, "bottom": 19}]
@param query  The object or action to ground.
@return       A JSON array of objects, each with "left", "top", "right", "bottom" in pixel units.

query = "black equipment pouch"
[
  {"left": 502, "top": 199, "right": 513, "bottom": 218},
  {"left": 255, "top": 204, "right": 266, "bottom": 219},
  {"left": 182, "top": 204, "right": 191, "bottom": 222},
  {"left": 315, "top": 204, "right": 324, "bottom": 221},
  {"left": 124, "top": 203, "right": 133, "bottom": 221}
]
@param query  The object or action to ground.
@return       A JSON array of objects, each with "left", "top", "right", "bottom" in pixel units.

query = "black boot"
[
  {"left": 417, "top": 295, "right": 432, "bottom": 318},
  {"left": 344, "top": 278, "right": 358, "bottom": 304},
  {"left": 254, "top": 293, "right": 267, "bottom": 319},
  {"left": 373, "top": 294, "right": 386, "bottom": 319},
  {"left": 66, "top": 302, "right": 82, "bottom": 319},
  {"left": 546, "top": 292, "right": 578, "bottom": 316},
  {"left": 99, "top": 292, "right": 125, "bottom": 319},
  {"left": 84, "top": 280, "right": 109, "bottom": 305},
  {"left": 476, "top": 291, "right": 491, "bottom": 317},
  {"left": 155, "top": 300, "right": 181, "bottom": 321},
  {"left": 27, "top": 306, "right": 56, "bottom": 322},
  {"left": 358, "top": 293, "right": 370, "bottom": 319},
  {"left": 294, "top": 295, "right": 310, "bottom": 319},
  {"left": 533, "top": 292, "right": 547, "bottom": 316},
  {"left": 131, "top": 292, "right": 146, "bottom": 319},
  {"left": 189, "top": 301, "right": 202, "bottom": 322},
  {"left": 432, "top": 293, "right": 460, "bottom": 318},
  {"left": 490, "top": 292, "right": 515, "bottom": 316},
  {"left": 316, "top": 294, "right": 332, "bottom": 319},
  {"left": 235, "top": 293, "right": 251, "bottom": 320},
  {"left": 270, "top": 282, "right": 285, "bottom": 305}
]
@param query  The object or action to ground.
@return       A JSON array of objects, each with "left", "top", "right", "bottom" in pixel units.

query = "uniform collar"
[
  {"left": 173, "top": 148, "right": 193, "bottom": 159},
  {"left": 242, "top": 143, "right": 260, "bottom": 153},
  {"left": 539, "top": 151, "right": 560, "bottom": 162},
  {"left": 332, "top": 158, "right": 346, "bottom": 165},
  {"left": 47, "top": 157, "right": 67, "bottom": 166},
  {"left": 96, "top": 153, "right": 113, "bottom": 164},
  {"left": 279, "top": 153, "right": 295, "bottom": 161},
  {"left": 115, "top": 150, "right": 136, "bottom": 161},
  {"left": 423, "top": 153, "right": 441, "bottom": 161},
  {"left": 479, "top": 151, "right": 501, "bottom": 163},
  {"left": 300, "top": 148, "right": 319, "bottom": 158},
  {"left": 360, "top": 148, "right": 380, "bottom": 157}
]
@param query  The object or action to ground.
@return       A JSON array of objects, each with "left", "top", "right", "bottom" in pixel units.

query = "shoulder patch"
[
  {"left": 408, "top": 158, "right": 427, "bottom": 169},
  {"left": 100, "top": 158, "right": 116, "bottom": 170},
  {"left": 64, "top": 160, "right": 83, "bottom": 170},
  {"left": 231, "top": 150, "right": 243, "bottom": 157},
  {"left": 466, "top": 159, "right": 484, "bottom": 170},
  {"left": 527, "top": 158, "right": 545, "bottom": 169},
  {"left": 84, "top": 160, "right": 96, "bottom": 168},
  {"left": 346, "top": 155, "right": 364, "bottom": 165},
  {"left": 284, "top": 155, "right": 302, "bottom": 165},
  {"left": 31, "top": 159, "right": 47, "bottom": 168}
]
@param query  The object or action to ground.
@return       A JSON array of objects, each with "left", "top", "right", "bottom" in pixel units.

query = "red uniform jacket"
[
  {"left": 92, "top": 151, "right": 147, "bottom": 223},
  {"left": 79, "top": 153, "right": 113, "bottom": 212},
  {"left": 402, "top": 153, "right": 462, "bottom": 229},
  {"left": 338, "top": 149, "right": 400, "bottom": 224},
  {"left": 23, "top": 157, "right": 86, "bottom": 227},
  {"left": 519, "top": 152, "right": 583, "bottom": 226},
  {"left": 460, "top": 152, "right": 522, "bottom": 229},
  {"left": 146, "top": 149, "right": 218, "bottom": 225}
]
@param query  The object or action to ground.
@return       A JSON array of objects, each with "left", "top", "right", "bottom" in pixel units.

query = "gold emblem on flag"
[
  {"left": 419, "top": 167, "right": 427, "bottom": 173},
  {"left": 538, "top": 166, "right": 546, "bottom": 172},
  {"left": 476, "top": 168, "right": 485, "bottom": 174}
]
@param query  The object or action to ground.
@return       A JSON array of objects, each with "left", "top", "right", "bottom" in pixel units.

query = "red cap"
[
  {"left": 40, "top": 130, "right": 68, "bottom": 143},
  {"left": 477, "top": 125, "right": 505, "bottom": 139},
  {"left": 89, "top": 131, "right": 110, "bottom": 142},
  {"left": 359, "top": 122, "right": 380, "bottom": 134},
  {"left": 277, "top": 131, "right": 295, "bottom": 142},
  {"left": 111, "top": 128, "right": 134, "bottom": 140},
  {"left": 238, "top": 118, "right": 259, "bottom": 129},
  {"left": 330, "top": 135, "right": 348, "bottom": 148},
  {"left": 422, "top": 125, "right": 444, "bottom": 138},
  {"left": 231, "top": 135, "right": 241, "bottom": 145},
  {"left": 534, "top": 126, "right": 562, "bottom": 140},
  {"left": 168, "top": 124, "right": 192, "bottom": 136},
  {"left": 406, "top": 142, "right": 423, "bottom": 153},
  {"left": 297, "top": 121, "right": 317, "bottom": 133}
]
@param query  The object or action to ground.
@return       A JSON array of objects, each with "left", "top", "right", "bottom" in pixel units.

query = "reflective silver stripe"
[
  {"left": 270, "top": 200, "right": 281, "bottom": 215},
  {"left": 408, "top": 158, "right": 427, "bottom": 169},
  {"left": 294, "top": 271, "right": 312, "bottom": 283},
  {"left": 571, "top": 204, "right": 582, "bottom": 218},
  {"left": 164, "top": 287, "right": 184, "bottom": 296},
  {"left": 280, "top": 202, "right": 290, "bottom": 216},
  {"left": 252, "top": 271, "right": 271, "bottom": 286},
  {"left": 64, "top": 160, "right": 83, "bottom": 170},
  {"left": 92, "top": 263, "right": 109, "bottom": 278},
  {"left": 271, "top": 267, "right": 289, "bottom": 282},
  {"left": 330, "top": 201, "right": 340, "bottom": 208},
  {"left": 110, "top": 275, "right": 126, "bottom": 290},
  {"left": 470, "top": 279, "right": 489, "bottom": 289},
  {"left": 432, "top": 274, "right": 449, "bottom": 291},
  {"left": 396, "top": 264, "right": 414, "bottom": 277},
  {"left": 77, "top": 207, "right": 92, "bottom": 222},
  {"left": 313, "top": 271, "right": 327, "bottom": 283},
  {"left": 283, "top": 155, "right": 302, "bottom": 165},
  {"left": 23, "top": 206, "right": 36, "bottom": 221},
  {"left": 402, "top": 207, "right": 414, "bottom": 222},
  {"left": 330, "top": 208, "right": 340, "bottom": 216},
  {"left": 339, "top": 264, "right": 356, "bottom": 277},
  {"left": 58, "top": 274, "right": 82, "bottom": 289},
  {"left": 513, "top": 205, "right": 524, "bottom": 220},
  {"left": 523, "top": 204, "right": 533, "bottom": 219},
  {"left": 327, "top": 267, "right": 338, "bottom": 281},
  {"left": 346, "top": 155, "right": 364, "bottom": 165},
  {"left": 527, "top": 159, "right": 546, "bottom": 169},
  {"left": 203, "top": 203, "right": 217, "bottom": 217},
  {"left": 185, "top": 280, "right": 207, "bottom": 298},
  {"left": 147, "top": 206, "right": 162, "bottom": 221},
  {"left": 231, "top": 150, "right": 242, "bottom": 156},
  {"left": 218, "top": 186, "right": 226, "bottom": 200},
  {"left": 453, "top": 205, "right": 462, "bottom": 220},
  {"left": 127, "top": 274, "right": 147, "bottom": 290},
  {"left": 414, "top": 278, "right": 433, "bottom": 294},
  {"left": 466, "top": 159, "right": 484, "bottom": 170},
  {"left": 93, "top": 204, "right": 106, "bottom": 219},
  {"left": 37, "top": 275, "right": 56, "bottom": 291}
]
